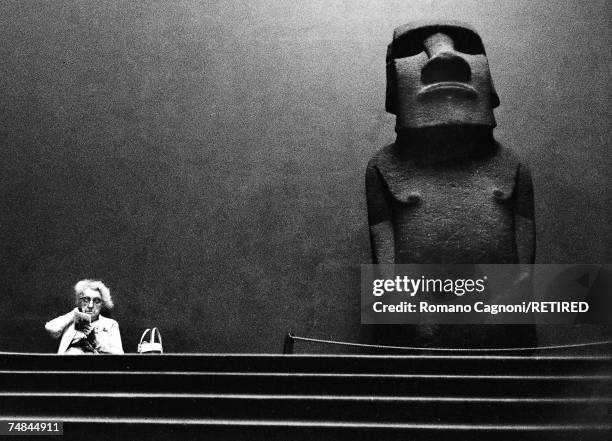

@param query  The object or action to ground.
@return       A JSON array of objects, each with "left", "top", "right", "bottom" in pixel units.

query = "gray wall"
[{"left": 1, "top": 1, "right": 610, "bottom": 353}]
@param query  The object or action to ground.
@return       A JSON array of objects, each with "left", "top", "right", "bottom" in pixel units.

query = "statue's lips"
[{"left": 417, "top": 82, "right": 478, "bottom": 100}]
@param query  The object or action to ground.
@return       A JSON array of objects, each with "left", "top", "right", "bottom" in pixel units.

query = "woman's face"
[{"left": 78, "top": 287, "right": 102, "bottom": 321}]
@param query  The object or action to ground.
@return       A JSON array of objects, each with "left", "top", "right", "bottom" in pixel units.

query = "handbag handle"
[
  {"left": 139, "top": 328, "right": 151, "bottom": 347},
  {"left": 151, "top": 327, "right": 163, "bottom": 350}
]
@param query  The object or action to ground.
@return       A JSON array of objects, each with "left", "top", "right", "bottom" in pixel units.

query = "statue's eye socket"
[
  {"left": 449, "top": 31, "right": 485, "bottom": 55},
  {"left": 392, "top": 40, "right": 424, "bottom": 58}
]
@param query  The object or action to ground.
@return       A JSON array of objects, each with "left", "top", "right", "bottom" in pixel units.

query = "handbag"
[{"left": 137, "top": 327, "right": 163, "bottom": 354}]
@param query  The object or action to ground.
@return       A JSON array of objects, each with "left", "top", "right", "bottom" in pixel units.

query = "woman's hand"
[
  {"left": 82, "top": 324, "right": 99, "bottom": 347},
  {"left": 82, "top": 324, "right": 94, "bottom": 336}
]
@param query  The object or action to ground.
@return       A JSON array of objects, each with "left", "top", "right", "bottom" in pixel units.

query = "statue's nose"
[{"left": 421, "top": 33, "right": 471, "bottom": 84}]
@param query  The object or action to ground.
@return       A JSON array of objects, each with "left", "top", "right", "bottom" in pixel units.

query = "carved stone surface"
[{"left": 366, "top": 21, "right": 536, "bottom": 348}]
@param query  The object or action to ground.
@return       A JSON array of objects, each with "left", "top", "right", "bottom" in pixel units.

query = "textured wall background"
[{"left": 1, "top": 1, "right": 609, "bottom": 353}]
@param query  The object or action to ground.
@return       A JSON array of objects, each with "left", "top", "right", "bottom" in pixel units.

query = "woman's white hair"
[{"left": 74, "top": 279, "right": 113, "bottom": 309}]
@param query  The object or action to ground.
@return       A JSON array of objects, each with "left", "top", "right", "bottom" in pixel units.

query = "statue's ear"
[
  {"left": 490, "top": 77, "right": 500, "bottom": 108},
  {"left": 385, "top": 43, "right": 397, "bottom": 114}
]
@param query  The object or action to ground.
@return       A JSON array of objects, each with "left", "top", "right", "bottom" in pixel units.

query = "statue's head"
[{"left": 386, "top": 21, "right": 499, "bottom": 132}]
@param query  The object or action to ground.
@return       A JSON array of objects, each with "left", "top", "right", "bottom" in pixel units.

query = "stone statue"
[
  {"left": 367, "top": 21, "right": 534, "bottom": 265},
  {"left": 365, "top": 21, "right": 536, "bottom": 348}
]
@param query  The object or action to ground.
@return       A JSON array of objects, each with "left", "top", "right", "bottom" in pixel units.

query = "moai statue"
[{"left": 365, "top": 21, "right": 536, "bottom": 348}]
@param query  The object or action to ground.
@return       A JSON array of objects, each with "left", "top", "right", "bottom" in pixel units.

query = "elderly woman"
[{"left": 45, "top": 279, "right": 124, "bottom": 354}]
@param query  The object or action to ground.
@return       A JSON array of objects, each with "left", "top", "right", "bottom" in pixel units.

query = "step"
[
  {"left": 1, "top": 370, "right": 610, "bottom": 397},
  {"left": 1, "top": 393, "right": 609, "bottom": 424},
  {"left": 1, "top": 416, "right": 610, "bottom": 441},
  {"left": 2, "top": 353, "right": 611, "bottom": 375}
]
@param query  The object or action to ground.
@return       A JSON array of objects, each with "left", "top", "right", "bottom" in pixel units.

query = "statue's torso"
[{"left": 372, "top": 142, "right": 520, "bottom": 264}]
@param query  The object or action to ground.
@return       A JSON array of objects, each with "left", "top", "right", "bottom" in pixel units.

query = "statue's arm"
[
  {"left": 489, "top": 163, "right": 537, "bottom": 322},
  {"left": 490, "top": 162, "right": 537, "bottom": 312},
  {"left": 365, "top": 162, "right": 395, "bottom": 263},
  {"left": 514, "top": 163, "right": 536, "bottom": 264}
]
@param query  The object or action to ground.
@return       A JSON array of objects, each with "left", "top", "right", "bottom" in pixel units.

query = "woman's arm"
[{"left": 44, "top": 308, "right": 78, "bottom": 339}]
